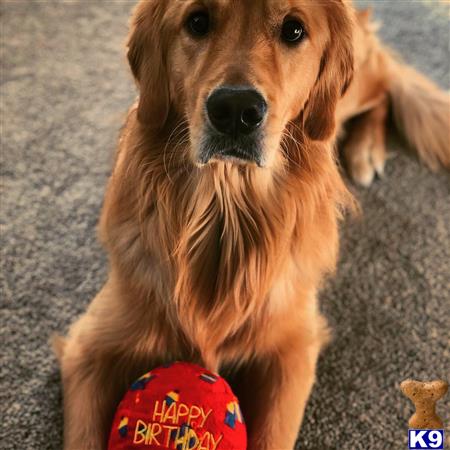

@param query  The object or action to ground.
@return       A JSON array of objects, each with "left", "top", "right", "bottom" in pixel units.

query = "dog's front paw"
[{"left": 344, "top": 140, "right": 386, "bottom": 187}]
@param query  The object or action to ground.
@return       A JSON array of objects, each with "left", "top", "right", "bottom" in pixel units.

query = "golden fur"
[{"left": 57, "top": 2, "right": 449, "bottom": 449}]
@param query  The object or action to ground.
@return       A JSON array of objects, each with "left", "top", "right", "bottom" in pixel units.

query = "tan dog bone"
[{"left": 400, "top": 379, "right": 448, "bottom": 429}]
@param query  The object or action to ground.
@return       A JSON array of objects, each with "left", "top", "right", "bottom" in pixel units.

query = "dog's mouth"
[
  {"left": 209, "top": 147, "right": 258, "bottom": 165},
  {"left": 197, "top": 131, "right": 265, "bottom": 167}
]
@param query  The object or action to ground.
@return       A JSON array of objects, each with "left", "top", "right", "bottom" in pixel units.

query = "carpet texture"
[{"left": 1, "top": 1, "right": 449, "bottom": 449}]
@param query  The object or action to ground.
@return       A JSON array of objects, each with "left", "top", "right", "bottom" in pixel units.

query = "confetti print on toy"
[
  {"left": 117, "top": 416, "right": 128, "bottom": 438},
  {"left": 130, "top": 372, "right": 156, "bottom": 391},
  {"left": 199, "top": 372, "right": 218, "bottom": 384},
  {"left": 135, "top": 392, "right": 142, "bottom": 405},
  {"left": 165, "top": 390, "right": 180, "bottom": 406},
  {"left": 224, "top": 401, "right": 244, "bottom": 429}
]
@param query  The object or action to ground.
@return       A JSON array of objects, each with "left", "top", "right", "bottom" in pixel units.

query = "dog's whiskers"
[{"left": 163, "top": 119, "right": 190, "bottom": 184}]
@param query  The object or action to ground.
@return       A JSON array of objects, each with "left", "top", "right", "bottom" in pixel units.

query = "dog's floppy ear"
[
  {"left": 304, "top": 1, "right": 354, "bottom": 141},
  {"left": 127, "top": 1, "right": 170, "bottom": 128}
]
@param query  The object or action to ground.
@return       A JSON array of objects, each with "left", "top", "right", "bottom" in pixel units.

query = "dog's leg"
[
  {"left": 232, "top": 332, "right": 324, "bottom": 450},
  {"left": 343, "top": 94, "right": 388, "bottom": 187},
  {"left": 61, "top": 335, "right": 124, "bottom": 450},
  {"left": 60, "top": 281, "right": 156, "bottom": 450}
]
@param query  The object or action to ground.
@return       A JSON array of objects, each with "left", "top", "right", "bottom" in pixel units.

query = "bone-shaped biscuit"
[{"left": 401, "top": 379, "right": 448, "bottom": 429}]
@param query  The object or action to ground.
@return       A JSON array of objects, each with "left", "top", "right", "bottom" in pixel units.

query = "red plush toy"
[{"left": 108, "top": 362, "right": 247, "bottom": 450}]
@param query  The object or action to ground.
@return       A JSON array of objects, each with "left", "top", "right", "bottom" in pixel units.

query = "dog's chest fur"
[{"left": 100, "top": 120, "right": 345, "bottom": 368}]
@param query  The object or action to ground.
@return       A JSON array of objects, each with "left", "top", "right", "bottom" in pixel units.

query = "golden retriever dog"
[{"left": 56, "top": 1, "right": 449, "bottom": 449}]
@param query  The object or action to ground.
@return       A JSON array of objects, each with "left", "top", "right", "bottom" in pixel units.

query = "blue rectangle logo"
[{"left": 408, "top": 430, "right": 444, "bottom": 449}]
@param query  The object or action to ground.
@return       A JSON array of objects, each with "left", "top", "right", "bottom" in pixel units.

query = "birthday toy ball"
[{"left": 108, "top": 362, "right": 247, "bottom": 450}]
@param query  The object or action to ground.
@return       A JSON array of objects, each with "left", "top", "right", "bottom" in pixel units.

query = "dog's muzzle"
[{"left": 199, "top": 86, "right": 267, "bottom": 166}]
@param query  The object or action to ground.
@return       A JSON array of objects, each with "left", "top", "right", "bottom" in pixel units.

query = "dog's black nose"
[{"left": 206, "top": 87, "right": 267, "bottom": 136}]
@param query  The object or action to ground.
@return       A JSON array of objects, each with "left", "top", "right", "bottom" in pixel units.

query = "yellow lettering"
[
  {"left": 198, "top": 433, "right": 210, "bottom": 450},
  {"left": 145, "top": 424, "right": 152, "bottom": 445},
  {"left": 198, "top": 432, "right": 224, "bottom": 450},
  {"left": 152, "top": 400, "right": 165, "bottom": 422},
  {"left": 188, "top": 405, "right": 202, "bottom": 425},
  {"left": 164, "top": 401, "right": 177, "bottom": 424},
  {"left": 133, "top": 419, "right": 147, "bottom": 444},
  {"left": 173, "top": 428, "right": 186, "bottom": 449},
  {"left": 210, "top": 434, "right": 223, "bottom": 450},
  {"left": 163, "top": 425, "right": 178, "bottom": 447},
  {"left": 199, "top": 408, "right": 212, "bottom": 428},
  {"left": 177, "top": 403, "right": 190, "bottom": 422},
  {"left": 147, "top": 423, "right": 162, "bottom": 445},
  {"left": 174, "top": 427, "right": 199, "bottom": 450},
  {"left": 186, "top": 428, "right": 199, "bottom": 450}
]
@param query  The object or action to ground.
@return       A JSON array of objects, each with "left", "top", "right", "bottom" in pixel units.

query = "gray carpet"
[{"left": 1, "top": 1, "right": 449, "bottom": 449}]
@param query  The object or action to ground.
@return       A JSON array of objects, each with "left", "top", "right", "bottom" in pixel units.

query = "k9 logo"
[{"left": 408, "top": 430, "right": 444, "bottom": 449}]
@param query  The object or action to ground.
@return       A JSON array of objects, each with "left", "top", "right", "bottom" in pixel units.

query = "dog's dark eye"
[
  {"left": 186, "top": 11, "right": 210, "bottom": 37},
  {"left": 281, "top": 20, "right": 305, "bottom": 44}
]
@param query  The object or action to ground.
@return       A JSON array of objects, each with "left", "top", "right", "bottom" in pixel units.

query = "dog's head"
[{"left": 128, "top": 0, "right": 353, "bottom": 169}]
